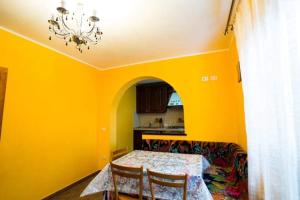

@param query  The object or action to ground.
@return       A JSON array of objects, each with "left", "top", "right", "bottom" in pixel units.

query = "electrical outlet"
[{"left": 201, "top": 76, "right": 209, "bottom": 81}]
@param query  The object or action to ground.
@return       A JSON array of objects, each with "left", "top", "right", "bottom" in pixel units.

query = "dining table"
[{"left": 81, "top": 150, "right": 213, "bottom": 200}]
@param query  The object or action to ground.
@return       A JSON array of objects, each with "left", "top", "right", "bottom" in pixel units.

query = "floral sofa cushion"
[{"left": 141, "top": 139, "right": 248, "bottom": 199}]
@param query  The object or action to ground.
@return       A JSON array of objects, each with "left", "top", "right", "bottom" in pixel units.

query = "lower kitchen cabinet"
[{"left": 133, "top": 130, "right": 143, "bottom": 150}]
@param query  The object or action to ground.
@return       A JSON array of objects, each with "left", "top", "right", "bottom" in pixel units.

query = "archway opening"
[{"left": 114, "top": 78, "right": 185, "bottom": 151}]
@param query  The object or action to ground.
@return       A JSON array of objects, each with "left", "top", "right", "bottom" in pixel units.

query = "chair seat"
[
  {"left": 118, "top": 193, "right": 139, "bottom": 200},
  {"left": 109, "top": 192, "right": 141, "bottom": 200}
]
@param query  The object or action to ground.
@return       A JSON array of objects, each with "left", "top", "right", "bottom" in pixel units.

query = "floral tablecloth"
[{"left": 81, "top": 150, "right": 213, "bottom": 200}]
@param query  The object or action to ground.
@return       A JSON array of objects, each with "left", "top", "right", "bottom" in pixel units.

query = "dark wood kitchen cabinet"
[
  {"left": 136, "top": 83, "right": 172, "bottom": 113},
  {"left": 133, "top": 130, "right": 143, "bottom": 150},
  {"left": 136, "top": 85, "right": 151, "bottom": 113}
]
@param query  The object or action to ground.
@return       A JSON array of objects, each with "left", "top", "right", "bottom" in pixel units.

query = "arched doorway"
[{"left": 111, "top": 77, "right": 185, "bottom": 151}]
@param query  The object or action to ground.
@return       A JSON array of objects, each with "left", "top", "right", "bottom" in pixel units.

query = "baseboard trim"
[{"left": 42, "top": 170, "right": 100, "bottom": 200}]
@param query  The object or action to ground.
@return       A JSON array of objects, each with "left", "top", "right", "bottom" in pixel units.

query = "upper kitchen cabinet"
[
  {"left": 136, "top": 85, "right": 151, "bottom": 113},
  {"left": 136, "top": 82, "right": 172, "bottom": 113}
]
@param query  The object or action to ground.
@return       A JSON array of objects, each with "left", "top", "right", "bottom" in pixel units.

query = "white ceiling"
[{"left": 0, "top": 0, "right": 233, "bottom": 70}]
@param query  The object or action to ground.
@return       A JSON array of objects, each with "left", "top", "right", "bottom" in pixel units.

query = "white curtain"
[{"left": 234, "top": 0, "right": 300, "bottom": 199}]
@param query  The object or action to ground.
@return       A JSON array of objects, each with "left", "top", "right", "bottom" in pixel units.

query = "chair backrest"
[
  {"left": 147, "top": 169, "right": 188, "bottom": 200},
  {"left": 110, "top": 162, "right": 144, "bottom": 200},
  {"left": 111, "top": 147, "right": 128, "bottom": 161}
]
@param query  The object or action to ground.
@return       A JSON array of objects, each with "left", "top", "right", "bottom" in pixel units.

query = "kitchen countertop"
[{"left": 134, "top": 127, "right": 185, "bottom": 132}]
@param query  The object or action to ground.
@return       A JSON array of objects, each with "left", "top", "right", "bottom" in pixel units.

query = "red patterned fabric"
[{"left": 141, "top": 139, "right": 248, "bottom": 199}]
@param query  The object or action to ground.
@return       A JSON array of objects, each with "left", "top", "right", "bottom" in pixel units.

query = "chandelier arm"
[
  {"left": 50, "top": 31, "right": 69, "bottom": 39},
  {"left": 51, "top": 26, "right": 71, "bottom": 37},
  {"left": 60, "top": 14, "right": 76, "bottom": 35},
  {"left": 51, "top": 32, "right": 71, "bottom": 39},
  {"left": 83, "top": 23, "right": 96, "bottom": 37},
  {"left": 56, "top": 32, "right": 71, "bottom": 37},
  {"left": 84, "top": 36, "right": 99, "bottom": 44},
  {"left": 84, "top": 35, "right": 98, "bottom": 41},
  {"left": 55, "top": 34, "right": 66, "bottom": 40},
  {"left": 56, "top": 16, "right": 69, "bottom": 34},
  {"left": 55, "top": 35, "right": 67, "bottom": 39}
]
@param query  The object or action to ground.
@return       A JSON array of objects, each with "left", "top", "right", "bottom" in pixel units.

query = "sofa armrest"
[{"left": 229, "top": 144, "right": 248, "bottom": 181}]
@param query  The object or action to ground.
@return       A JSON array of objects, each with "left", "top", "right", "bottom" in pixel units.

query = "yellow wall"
[
  {"left": 116, "top": 86, "right": 136, "bottom": 151},
  {"left": 0, "top": 29, "right": 101, "bottom": 199},
  {"left": 228, "top": 39, "right": 247, "bottom": 150},
  {"left": 0, "top": 27, "right": 246, "bottom": 199},
  {"left": 98, "top": 48, "right": 247, "bottom": 168}
]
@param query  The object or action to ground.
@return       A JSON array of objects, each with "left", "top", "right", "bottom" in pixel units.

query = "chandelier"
[{"left": 48, "top": 2, "right": 103, "bottom": 53}]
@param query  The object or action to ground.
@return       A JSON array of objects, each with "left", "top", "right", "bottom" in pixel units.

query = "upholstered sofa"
[{"left": 141, "top": 139, "right": 248, "bottom": 199}]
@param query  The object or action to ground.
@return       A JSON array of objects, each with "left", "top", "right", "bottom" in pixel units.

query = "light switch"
[{"left": 210, "top": 75, "right": 218, "bottom": 80}]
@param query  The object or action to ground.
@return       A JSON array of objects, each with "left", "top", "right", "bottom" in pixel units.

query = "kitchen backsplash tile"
[{"left": 137, "top": 107, "right": 184, "bottom": 128}]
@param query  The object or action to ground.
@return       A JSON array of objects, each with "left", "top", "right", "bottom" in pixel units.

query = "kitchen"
[{"left": 133, "top": 80, "right": 186, "bottom": 150}]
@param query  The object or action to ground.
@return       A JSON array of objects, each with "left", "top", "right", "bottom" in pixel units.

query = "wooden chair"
[
  {"left": 111, "top": 147, "right": 128, "bottom": 161},
  {"left": 147, "top": 169, "right": 188, "bottom": 200},
  {"left": 110, "top": 162, "right": 144, "bottom": 200}
]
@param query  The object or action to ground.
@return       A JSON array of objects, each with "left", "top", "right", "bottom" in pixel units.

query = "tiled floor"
[{"left": 48, "top": 175, "right": 103, "bottom": 200}]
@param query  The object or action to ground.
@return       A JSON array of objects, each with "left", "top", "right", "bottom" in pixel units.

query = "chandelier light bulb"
[{"left": 60, "top": 0, "right": 65, "bottom": 8}]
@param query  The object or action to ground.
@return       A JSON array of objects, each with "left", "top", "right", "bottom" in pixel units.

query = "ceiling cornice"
[
  {"left": 0, "top": 26, "right": 100, "bottom": 70},
  {"left": 100, "top": 48, "right": 230, "bottom": 71},
  {"left": 0, "top": 26, "right": 230, "bottom": 71}
]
